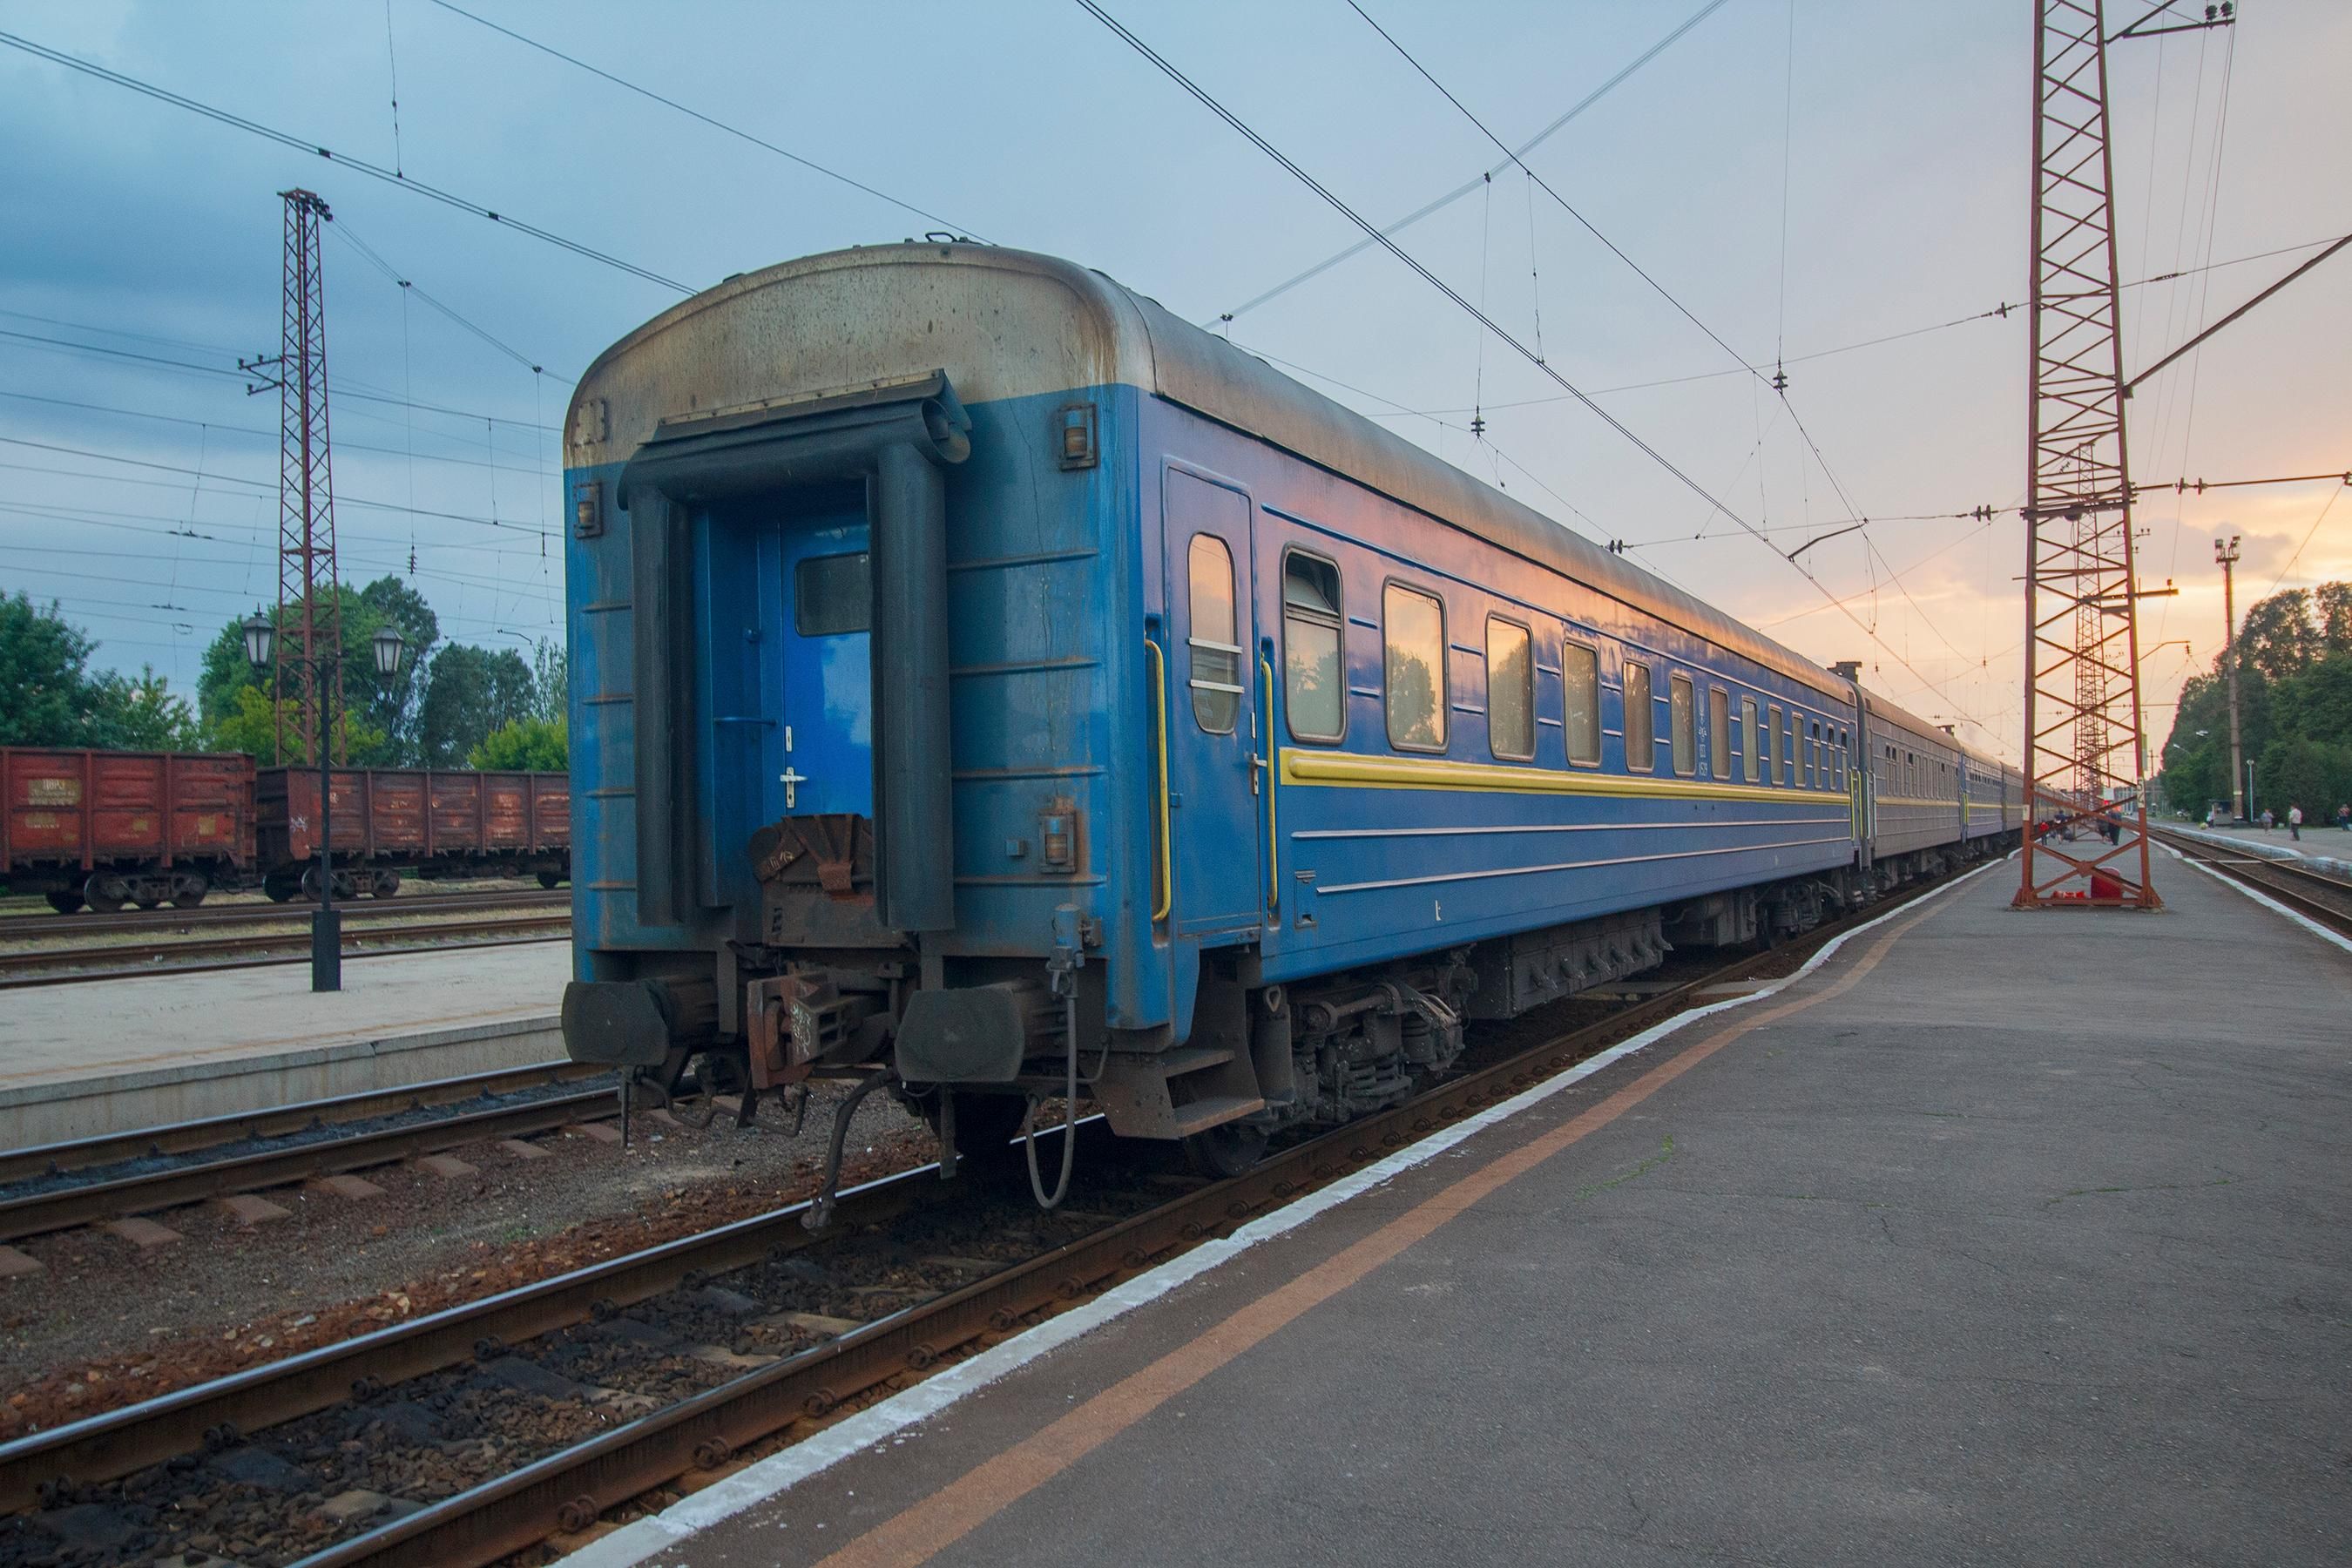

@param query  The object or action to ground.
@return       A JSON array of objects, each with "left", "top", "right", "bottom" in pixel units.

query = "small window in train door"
[
  {"left": 1281, "top": 550, "right": 1345, "bottom": 743},
  {"left": 1741, "top": 696, "right": 1759, "bottom": 782},
  {"left": 1186, "top": 533, "right": 1241, "bottom": 734},
  {"left": 1765, "top": 704, "right": 1782, "bottom": 785},
  {"left": 1624, "top": 662, "right": 1654, "bottom": 772},
  {"left": 1709, "top": 687, "right": 1731, "bottom": 781},
  {"left": 1668, "top": 673, "right": 1696, "bottom": 777}
]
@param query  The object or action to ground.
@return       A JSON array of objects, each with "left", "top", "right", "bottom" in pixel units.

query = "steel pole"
[
  {"left": 2223, "top": 552, "right": 2245, "bottom": 821},
  {"left": 313, "top": 660, "right": 341, "bottom": 992}
]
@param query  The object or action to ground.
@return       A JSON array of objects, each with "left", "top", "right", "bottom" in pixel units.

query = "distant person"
[
  {"left": 2338, "top": 803, "right": 2349, "bottom": 832},
  {"left": 2260, "top": 808, "right": 2274, "bottom": 832},
  {"left": 2204, "top": 804, "right": 2217, "bottom": 827},
  {"left": 2288, "top": 804, "right": 2303, "bottom": 841}
]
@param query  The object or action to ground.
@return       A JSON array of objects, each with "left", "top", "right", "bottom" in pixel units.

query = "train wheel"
[
  {"left": 1184, "top": 1119, "right": 1268, "bottom": 1179},
  {"left": 263, "top": 875, "right": 299, "bottom": 903},
  {"left": 84, "top": 875, "right": 128, "bottom": 915},
  {"left": 537, "top": 871, "right": 564, "bottom": 889},
  {"left": 299, "top": 866, "right": 325, "bottom": 903},
  {"left": 368, "top": 870, "right": 402, "bottom": 898},
  {"left": 170, "top": 875, "right": 209, "bottom": 909},
  {"left": 44, "top": 890, "right": 82, "bottom": 915}
]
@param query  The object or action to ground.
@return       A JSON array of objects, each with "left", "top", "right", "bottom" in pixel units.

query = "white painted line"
[
  {"left": 556, "top": 856, "right": 2008, "bottom": 1568},
  {"left": 2163, "top": 844, "right": 2352, "bottom": 958}
]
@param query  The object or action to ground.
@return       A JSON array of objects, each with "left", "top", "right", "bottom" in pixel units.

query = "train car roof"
[{"left": 572, "top": 243, "right": 1862, "bottom": 703}]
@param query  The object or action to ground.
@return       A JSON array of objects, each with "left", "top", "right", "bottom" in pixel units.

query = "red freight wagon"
[
  {"left": 0, "top": 747, "right": 255, "bottom": 911},
  {"left": 255, "top": 767, "right": 571, "bottom": 900}
]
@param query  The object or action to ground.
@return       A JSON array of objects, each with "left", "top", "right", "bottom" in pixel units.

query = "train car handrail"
[
  {"left": 1146, "top": 639, "right": 1173, "bottom": 923},
  {"left": 1261, "top": 654, "right": 1278, "bottom": 917}
]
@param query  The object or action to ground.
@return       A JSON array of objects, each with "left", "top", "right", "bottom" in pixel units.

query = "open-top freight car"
[
  {"left": 255, "top": 767, "right": 571, "bottom": 900},
  {"left": 0, "top": 747, "right": 255, "bottom": 911},
  {"left": 0, "top": 747, "right": 571, "bottom": 909}
]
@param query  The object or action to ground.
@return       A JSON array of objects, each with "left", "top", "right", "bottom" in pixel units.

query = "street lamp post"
[{"left": 244, "top": 613, "right": 407, "bottom": 992}]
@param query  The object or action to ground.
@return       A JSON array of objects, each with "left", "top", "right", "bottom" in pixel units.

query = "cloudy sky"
[{"left": 3, "top": 0, "right": 2346, "bottom": 760}]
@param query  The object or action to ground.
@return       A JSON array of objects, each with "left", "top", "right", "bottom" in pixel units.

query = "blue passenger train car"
[{"left": 558, "top": 244, "right": 2014, "bottom": 1179}]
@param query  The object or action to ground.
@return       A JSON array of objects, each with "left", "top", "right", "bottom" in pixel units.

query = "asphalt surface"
[{"left": 588, "top": 856, "right": 2352, "bottom": 1568}]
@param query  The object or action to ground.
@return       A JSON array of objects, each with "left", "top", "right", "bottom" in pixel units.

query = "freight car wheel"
[
  {"left": 170, "top": 876, "right": 208, "bottom": 908},
  {"left": 537, "top": 871, "right": 564, "bottom": 889},
  {"left": 83, "top": 875, "right": 128, "bottom": 915},
  {"left": 44, "top": 891, "right": 82, "bottom": 915},
  {"left": 1184, "top": 1119, "right": 1268, "bottom": 1179},
  {"left": 368, "top": 870, "right": 402, "bottom": 898}
]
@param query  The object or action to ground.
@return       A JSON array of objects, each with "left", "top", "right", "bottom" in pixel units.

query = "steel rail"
[
  {"left": 0, "top": 1085, "right": 619, "bottom": 1247},
  {"left": 0, "top": 1060, "right": 601, "bottom": 1186},
  {"left": 0, "top": 923, "right": 570, "bottom": 990},
  {"left": 0, "top": 889, "right": 567, "bottom": 942},
  {"left": 0, "top": 863, "right": 1973, "bottom": 1548},
  {"left": 2148, "top": 827, "right": 2352, "bottom": 936}
]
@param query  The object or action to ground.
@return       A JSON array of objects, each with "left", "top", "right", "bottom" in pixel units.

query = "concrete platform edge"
[
  {"left": 553, "top": 856, "right": 2015, "bottom": 1568},
  {"left": 0, "top": 1016, "right": 563, "bottom": 1147}
]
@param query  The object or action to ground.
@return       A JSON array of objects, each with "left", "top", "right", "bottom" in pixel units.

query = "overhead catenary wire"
[
  {"left": 0, "top": 28, "right": 693, "bottom": 294},
  {"left": 1077, "top": 0, "right": 1975, "bottom": 720},
  {"left": 1211, "top": 0, "right": 1734, "bottom": 327},
  {"left": 425, "top": 0, "right": 990, "bottom": 243}
]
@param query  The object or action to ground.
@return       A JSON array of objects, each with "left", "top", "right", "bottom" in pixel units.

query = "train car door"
[
  {"left": 771, "top": 508, "right": 876, "bottom": 822},
  {"left": 1160, "top": 465, "right": 1264, "bottom": 937}
]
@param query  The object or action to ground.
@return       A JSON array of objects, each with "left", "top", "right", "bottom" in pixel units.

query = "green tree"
[
  {"left": 208, "top": 685, "right": 388, "bottom": 765},
  {"left": 0, "top": 593, "right": 201, "bottom": 749},
  {"left": 417, "top": 643, "right": 535, "bottom": 766},
  {"left": 2234, "top": 589, "right": 2322, "bottom": 685},
  {"left": 469, "top": 714, "right": 568, "bottom": 771},
  {"left": 530, "top": 638, "right": 569, "bottom": 723},
  {"left": 198, "top": 576, "right": 438, "bottom": 762},
  {"left": 2254, "top": 735, "right": 2352, "bottom": 824},
  {"left": 0, "top": 592, "right": 100, "bottom": 746}
]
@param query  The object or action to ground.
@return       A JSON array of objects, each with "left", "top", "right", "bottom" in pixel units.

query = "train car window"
[
  {"left": 1186, "top": 533, "right": 1241, "bottom": 735},
  {"left": 1624, "top": 663, "right": 1654, "bottom": 772},
  {"left": 1809, "top": 720, "right": 1822, "bottom": 787},
  {"left": 1383, "top": 583, "right": 1448, "bottom": 751},
  {"left": 1741, "top": 696, "right": 1759, "bottom": 781},
  {"left": 1486, "top": 617, "right": 1534, "bottom": 760},
  {"left": 794, "top": 552, "right": 871, "bottom": 636},
  {"left": 1709, "top": 687, "right": 1731, "bottom": 781},
  {"left": 1669, "top": 673, "right": 1696, "bottom": 777},
  {"left": 1783, "top": 710, "right": 1798, "bottom": 787},
  {"left": 1765, "top": 704, "right": 1782, "bottom": 784},
  {"left": 1563, "top": 641, "right": 1601, "bottom": 766},
  {"left": 1281, "top": 551, "right": 1345, "bottom": 743}
]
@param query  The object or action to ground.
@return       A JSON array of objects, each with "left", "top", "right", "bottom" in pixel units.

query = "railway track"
[
  {"left": 0, "top": 1059, "right": 610, "bottom": 1188},
  {"left": 0, "top": 916, "right": 571, "bottom": 988},
  {"left": 2151, "top": 827, "right": 2352, "bottom": 936},
  {"left": 0, "top": 862, "right": 1986, "bottom": 1567},
  {"left": 0, "top": 1076, "right": 618, "bottom": 1246},
  {"left": 0, "top": 888, "right": 567, "bottom": 943}
]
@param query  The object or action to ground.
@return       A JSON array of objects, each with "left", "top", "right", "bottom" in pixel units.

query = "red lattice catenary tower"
[
  {"left": 2016, "top": 0, "right": 2158, "bottom": 910},
  {"left": 270, "top": 187, "right": 342, "bottom": 765}
]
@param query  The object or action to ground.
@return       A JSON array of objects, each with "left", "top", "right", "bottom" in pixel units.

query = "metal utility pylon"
[
  {"left": 2015, "top": 0, "right": 2158, "bottom": 909},
  {"left": 269, "top": 188, "right": 342, "bottom": 766}
]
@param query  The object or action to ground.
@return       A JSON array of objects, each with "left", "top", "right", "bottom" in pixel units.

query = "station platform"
[
  {"left": 566, "top": 854, "right": 2352, "bottom": 1568},
  {"left": 0, "top": 942, "right": 569, "bottom": 1147}
]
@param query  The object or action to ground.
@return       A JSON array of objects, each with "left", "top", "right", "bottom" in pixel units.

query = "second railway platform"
[
  {"left": 0, "top": 941, "right": 570, "bottom": 1146},
  {"left": 559, "top": 848, "right": 2352, "bottom": 1568}
]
